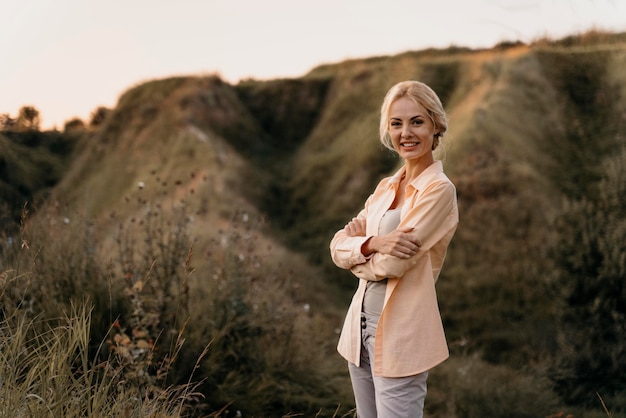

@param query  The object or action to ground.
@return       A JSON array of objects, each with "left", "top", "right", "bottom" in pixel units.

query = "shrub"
[
  {"left": 549, "top": 146, "right": 626, "bottom": 410},
  {"left": 426, "top": 356, "right": 559, "bottom": 418}
]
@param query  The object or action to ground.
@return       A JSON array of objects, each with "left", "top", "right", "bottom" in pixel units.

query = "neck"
[{"left": 404, "top": 155, "right": 435, "bottom": 181}]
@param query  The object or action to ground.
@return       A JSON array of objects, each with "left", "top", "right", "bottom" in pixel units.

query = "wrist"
[{"left": 361, "top": 236, "right": 376, "bottom": 256}]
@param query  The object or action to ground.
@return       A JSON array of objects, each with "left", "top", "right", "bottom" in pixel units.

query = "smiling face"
[{"left": 388, "top": 96, "right": 438, "bottom": 164}]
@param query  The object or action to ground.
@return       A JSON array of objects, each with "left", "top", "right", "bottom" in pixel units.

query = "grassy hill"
[{"left": 2, "top": 30, "right": 625, "bottom": 417}]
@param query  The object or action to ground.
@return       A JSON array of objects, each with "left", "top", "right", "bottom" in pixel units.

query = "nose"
[{"left": 401, "top": 125, "right": 411, "bottom": 138}]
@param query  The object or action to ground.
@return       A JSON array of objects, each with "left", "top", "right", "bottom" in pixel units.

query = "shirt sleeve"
[
  {"left": 350, "top": 181, "right": 458, "bottom": 281},
  {"left": 329, "top": 193, "right": 376, "bottom": 270}
]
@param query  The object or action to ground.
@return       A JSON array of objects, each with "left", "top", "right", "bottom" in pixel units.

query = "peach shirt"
[{"left": 330, "top": 160, "right": 458, "bottom": 377}]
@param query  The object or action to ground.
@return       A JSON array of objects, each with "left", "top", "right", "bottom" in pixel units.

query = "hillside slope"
[
  {"left": 50, "top": 31, "right": 626, "bottom": 352},
  {"left": 50, "top": 75, "right": 348, "bottom": 315}
]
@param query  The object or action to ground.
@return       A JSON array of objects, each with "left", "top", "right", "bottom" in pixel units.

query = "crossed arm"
[
  {"left": 334, "top": 181, "right": 457, "bottom": 281},
  {"left": 343, "top": 217, "right": 422, "bottom": 259}
]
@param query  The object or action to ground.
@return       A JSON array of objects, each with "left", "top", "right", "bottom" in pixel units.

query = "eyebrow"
[{"left": 390, "top": 115, "right": 425, "bottom": 121}]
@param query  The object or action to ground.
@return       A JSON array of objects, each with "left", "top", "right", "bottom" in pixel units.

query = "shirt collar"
[{"left": 389, "top": 160, "right": 444, "bottom": 190}]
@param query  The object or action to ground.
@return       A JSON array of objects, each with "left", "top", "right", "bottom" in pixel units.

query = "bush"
[
  {"left": 549, "top": 146, "right": 626, "bottom": 410},
  {"left": 426, "top": 356, "right": 559, "bottom": 418}
]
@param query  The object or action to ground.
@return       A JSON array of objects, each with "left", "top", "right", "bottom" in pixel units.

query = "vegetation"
[
  {"left": 549, "top": 146, "right": 626, "bottom": 410},
  {"left": 0, "top": 129, "right": 78, "bottom": 225},
  {"left": 1, "top": 31, "right": 625, "bottom": 416}
]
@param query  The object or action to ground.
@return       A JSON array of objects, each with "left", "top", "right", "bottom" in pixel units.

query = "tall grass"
[
  {"left": 0, "top": 295, "right": 203, "bottom": 417},
  {"left": 0, "top": 202, "right": 205, "bottom": 417}
]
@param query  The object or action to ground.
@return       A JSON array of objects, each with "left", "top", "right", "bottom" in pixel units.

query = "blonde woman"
[{"left": 330, "top": 80, "right": 459, "bottom": 418}]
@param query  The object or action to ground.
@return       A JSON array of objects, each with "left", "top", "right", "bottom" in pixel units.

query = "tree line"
[{"left": 1, "top": 105, "right": 111, "bottom": 133}]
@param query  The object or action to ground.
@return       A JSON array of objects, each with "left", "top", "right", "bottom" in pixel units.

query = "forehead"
[{"left": 389, "top": 97, "right": 428, "bottom": 118}]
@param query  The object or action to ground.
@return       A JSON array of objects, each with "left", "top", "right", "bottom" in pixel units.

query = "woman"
[{"left": 330, "top": 80, "right": 459, "bottom": 418}]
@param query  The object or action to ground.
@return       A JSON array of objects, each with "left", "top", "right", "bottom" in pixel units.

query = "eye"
[
  {"left": 411, "top": 119, "right": 423, "bottom": 126},
  {"left": 390, "top": 120, "right": 401, "bottom": 127}
]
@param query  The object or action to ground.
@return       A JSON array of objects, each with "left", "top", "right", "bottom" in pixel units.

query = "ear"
[{"left": 432, "top": 134, "right": 440, "bottom": 150}]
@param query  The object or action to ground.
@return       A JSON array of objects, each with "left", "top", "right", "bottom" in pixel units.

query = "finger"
[
  {"left": 400, "top": 241, "right": 420, "bottom": 256},
  {"left": 396, "top": 250, "right": 412, "bottom": 259},
  {"left": 391, "top": 244, "right": 413, "bottom": 258},
  {"left": 406, "top": 239, "right": 421, "bottom": 250},
  {"left": 406, "top": 233, "right": 422, "bottom": 247}
]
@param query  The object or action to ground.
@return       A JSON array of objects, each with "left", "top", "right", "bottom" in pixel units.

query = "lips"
[{"left": 401, "top": 142, "right": 419, "bottom": 147}]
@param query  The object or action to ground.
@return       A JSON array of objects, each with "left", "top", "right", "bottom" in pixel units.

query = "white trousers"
[{"left": 348, "top": 312, "right": 428, "bottom": 418}]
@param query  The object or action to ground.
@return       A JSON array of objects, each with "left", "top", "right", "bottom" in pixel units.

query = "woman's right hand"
[
  {"left": 345, "top": 217, "right": 367, "bottom": 237},
  {"left": 364, "top": 226, "right": 421, "bottom": 259}
]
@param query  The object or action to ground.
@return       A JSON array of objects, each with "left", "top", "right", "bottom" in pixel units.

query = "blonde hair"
[{"left": 379, "top": 80, "right": 448, "bottom": 152}]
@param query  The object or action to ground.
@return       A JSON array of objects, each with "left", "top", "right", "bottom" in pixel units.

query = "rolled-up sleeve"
[
  {"left": 330, "top": 231, "right": 371, "bottom": 269},
  {"left": 330, "top": 192, "right": 378, "bottom": 270}
]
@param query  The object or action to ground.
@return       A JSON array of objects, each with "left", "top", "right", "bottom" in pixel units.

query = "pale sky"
[{"left": 1, "top": 0, "right": 625, "bottom": 129}]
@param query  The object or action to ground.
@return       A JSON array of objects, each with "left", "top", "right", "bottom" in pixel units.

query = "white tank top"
[{"left": 362, "top": 208, "right": 401, "bottom": 316}]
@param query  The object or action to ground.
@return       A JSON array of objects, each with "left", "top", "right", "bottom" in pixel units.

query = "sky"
[{"left": 1, "top": 0, "right": 625, "bottom": 130}]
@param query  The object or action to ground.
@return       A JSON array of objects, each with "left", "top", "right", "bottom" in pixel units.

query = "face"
[{"left": 388, "top": 96, "right": 437, "bottom": 163}]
